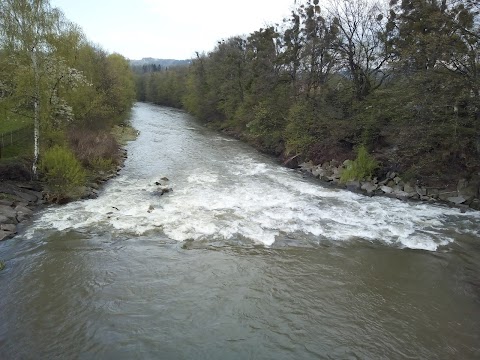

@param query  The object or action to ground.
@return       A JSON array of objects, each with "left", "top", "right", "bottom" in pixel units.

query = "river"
[{"left": 1, "top": 103, "right": 479, "bottom": 359}]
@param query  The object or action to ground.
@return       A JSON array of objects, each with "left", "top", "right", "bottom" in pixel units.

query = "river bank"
[
  {"left": 2, "top": 104, "right": 478, "bottom": 359},
  {"left": 0, "top": 157, "right": 124, "bottom": 242},
  {"left": 297, "top": 160, "right": 480, "bottom": 212},
  {"left": 207, "top": 122, "right": 480, "bottom": 213},
  {"left": 0, "top": 125, "right": 137, "bottom": 243}
]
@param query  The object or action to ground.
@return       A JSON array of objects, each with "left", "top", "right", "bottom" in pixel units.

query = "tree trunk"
[{"left": 31, "top": 49, "right": 40, "bottom": 178}]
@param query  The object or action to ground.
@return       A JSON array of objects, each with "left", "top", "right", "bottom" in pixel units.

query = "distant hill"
[{"left": 130, "top": 58, "right": 191, "bottom": 68}]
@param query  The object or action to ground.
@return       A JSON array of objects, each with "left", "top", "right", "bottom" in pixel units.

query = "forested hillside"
[
  {"left": 136, "top": 0, "right": 480, "bottom": 188},
  {"left": 0, "top": 0, "right": 136, "bottom": 198}
]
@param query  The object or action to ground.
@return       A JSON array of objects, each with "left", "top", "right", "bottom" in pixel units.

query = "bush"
[
  {"left": 340, "top": 145, "right": 378, "bottom": 183},
  {"left": 90, "top": 156, "right": 114, "bottom": 172},
  {"left": 68, "top": 128, "right": 119, "bottom": 167},
  {"left": 40, "top": 145, "right": 86, "bottom": 196}
]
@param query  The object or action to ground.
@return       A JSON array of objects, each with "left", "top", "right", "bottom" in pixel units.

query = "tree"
[
  {"left": 327, "top": 0, "right": 390, "bottom": 99},
  {"left": 0, "top": 0, "right": 85, "bottom": 175}
]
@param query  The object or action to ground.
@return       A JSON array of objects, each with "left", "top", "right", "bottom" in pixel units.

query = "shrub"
[
  {"left": 90, "top": 156, "right": 114, "bottom": 172},
  {"left": 40, "top": 145, "right": 86, "bottom": 196},
  {"left": 68, "top": 128, "right": 119, "bottom": 167},
  {"left": 340, "top": 145, "right": 378, "bottom": 183}
]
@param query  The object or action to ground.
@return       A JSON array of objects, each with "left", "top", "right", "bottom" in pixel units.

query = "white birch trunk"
[{"left": 31, "top": 49, "right": 40, "bottom": 178}]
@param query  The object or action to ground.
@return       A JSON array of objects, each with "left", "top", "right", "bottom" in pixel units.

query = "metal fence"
[{"left": 0, "top": 125, "right": 34, "bottom": 158}]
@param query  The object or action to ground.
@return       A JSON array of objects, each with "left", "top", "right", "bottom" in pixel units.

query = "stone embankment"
[
  {"left": 0, "top": 148, "right": 130, "bottom": 242},
  {"left": 299, "top": 160, "right": 480, "bottom": 211},
  {"left": 0, "top": 182, "right": 42, "bottom": 241}
]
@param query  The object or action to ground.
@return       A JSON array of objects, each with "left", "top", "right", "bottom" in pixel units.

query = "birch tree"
[{"left": 0, "top": 0, "right": 82, "bottom": 176}]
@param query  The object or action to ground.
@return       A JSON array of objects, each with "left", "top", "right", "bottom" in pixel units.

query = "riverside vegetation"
[
  {"left": 0, "top": 0, "right": 136, "bottom": 241},
  {"left": 134, "top": 0, "right": 480, "bottom": 209}
]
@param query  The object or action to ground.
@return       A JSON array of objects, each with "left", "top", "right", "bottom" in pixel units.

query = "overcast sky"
[{"left": 49, "top": 0, "right": 295, "bottom": 60}]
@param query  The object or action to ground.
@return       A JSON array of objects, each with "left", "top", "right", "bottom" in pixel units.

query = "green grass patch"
[{"left": 0, "top": 114, "right": 33, "bottom": 133}]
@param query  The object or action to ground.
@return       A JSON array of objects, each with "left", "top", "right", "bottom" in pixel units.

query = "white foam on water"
[{"left": 27, "top": 153, "right": 480, "bottom": 252}]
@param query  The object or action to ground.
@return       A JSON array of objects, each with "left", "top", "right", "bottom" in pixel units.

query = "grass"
[
  {"left": 0, "top": 113, "right": 33, "bottom": 133},
  {"left": 0, "top": 112, "right": 34, "bottom": 160}
]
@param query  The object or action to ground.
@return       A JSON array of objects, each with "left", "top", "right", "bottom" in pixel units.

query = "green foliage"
[
  {"left": 0, "top": 260, "right": 5, "bottom": 271},
  {"left": 90, "top": 157, "right": 114, "bottom": 172},
  {"left": 340, "top": 146, "right": 378, "bottom": 183},
  {"left": 284, "top": 101, "right": 316, "bottom": 155},
  {"left": 132, "top": 0, "right": 479, "bottom": 184},
  {"left": 40, "top": 145, "right": 86, "bottom": 195},
  {"left": 0, "top": 0, "right": 136, "bottom": 173}
]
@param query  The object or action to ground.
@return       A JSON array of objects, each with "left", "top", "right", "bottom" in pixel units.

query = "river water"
[{"left": 1, "top": 103, "right": 479, "bottom": 359}]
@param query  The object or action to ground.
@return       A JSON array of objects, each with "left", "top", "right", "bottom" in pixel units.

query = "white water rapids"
[
  {"left": 26, "top": 103, "right": 480, "bottom": 251},
  {"left": 3, "top": 103, "right": 480, "bottom": 359}
]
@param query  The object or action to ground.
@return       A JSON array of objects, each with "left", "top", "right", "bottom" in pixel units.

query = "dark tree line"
[{"left": 136, "top": 0, "right": 480, "bottom": 184}]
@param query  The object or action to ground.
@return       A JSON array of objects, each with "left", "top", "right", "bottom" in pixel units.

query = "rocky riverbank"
[
  {"left": 0, "top": 148, "right": 129, "bottom": 243},
  {"left": 0, "top": 182, "right": 42, "bottom": 241},
  {"left": 299, "top": 160, "right": 480, "bottom": 211}
]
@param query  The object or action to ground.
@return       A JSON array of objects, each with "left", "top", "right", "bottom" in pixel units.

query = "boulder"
[
  {"left": 312, "top": 167, "right": 326, "bottom": 178},
  {"left": 0, "top": 215, "right": 10, "bottom": 224},
  {"left": 15, "top": 205, "right": 33, "bottom": 222},
  {"left": 0, "top": 224, "right": 16, "bottom": 233},
  {"left": 346, "top": 181, "right": 361, "bottom": 192},
  {"left": 469, "top": 199, "right": 480, "bottom": 211},
  {"left": 361, "top": 182, "right": 378, "bottom": 194},
  {"left": 0, "top": 205, "right": 17, "bottom": 222},
  {"left": 157, "top": 186, "right": 172, "bottom": 196},
  {"left": 439, "top": 191, "right": 458, "bottom": 201},
  {"left": 392, "top": 185, "right": 403, "bottom": 192},
  {"left": 415, "top": 186, "right": 427, "bottom": 196},
  {"left": 330, "top": 159, "right": 340, "bottom": 168},
  {"left": 15, "top": 205, "right": 33, "bottom": 216},
  {"left": 2, "top": 183, "right": 41, "bottom": 204},
  {"left": 427, "top": 188, "right": 440, "bottom": 198},
  {"left": 457, "top": 179, "right": 478, "bottom": 201},
  {"left": 299, "top": 162, "right": 314, "bottom": 172},
  {"left": 386, "top": 171, "right": 397, "bottom": 180},
  {"left": 0, "top": 230, "right": 15, "bottom": 241},
  {"left": 380, "top": 186, "right": 393, "bottom": 194},
  {"left": 321, "top": 161, "right": 330, "bottom": 169},
  {"left": 447, "top": 196, "right": 466, "bottom": 205},
  {"left": 393, "top": 190, "right": 410, "bottom": 199}
]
